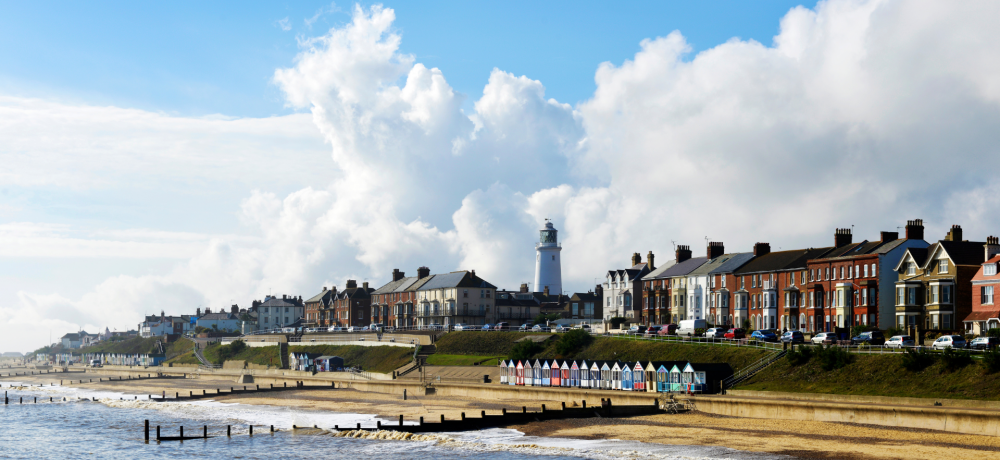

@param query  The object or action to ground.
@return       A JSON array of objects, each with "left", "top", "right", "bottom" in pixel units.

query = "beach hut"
[
  {"left": 611, "top": 362, "right": 622, "bottom": 390},
  {"left": 516, "top": 360, "right": 525, "bottom": 386},
  {"left": 560, "top": 361, "right": 570, "bottom": 387},
  {"left": 542, "top": 361, "right": 551, "bottom": 386},
  {"left": 579, "top": 360, "right": 589, "bottom": 388},
  {"left": 669, "top": 364, "right": 683, "bottom": 392},
  {"left": 656, "top": 364, "right": 670, "bottom": 392},
  {"left": 686, "top": 363, "right": 734, "bottom": 394},
  {"left": 524, "top": 360, "right": 533, "bottom": 386},
  {"left": 499, "top": 360, "right": 508, "bottom": 384},
  {"left": 508, "top": 360, "right": 517, "bottom": 386},
  {"left": 569, "top": 361, "right": 579, "bottom": 387},
  {"left": 632, "top": 362, "right": 646, "bottom": 391},
  {"left": 550, "top": 360, "right": 560, "bottom": 387},
  {"left": 600, "top": 362, "right": 612, "bottom": 390},
  {"left": 644, "top": 362, "right": 657, "bottom": 393},
  {"left": 532, "top": 360, "right": 543, "bottom": 386},
  {"left": 621, "top": 362, "right": 633, "bottom": 391},
  {"left": 682, "top": 363, "right": 695, "bottom": 393}
]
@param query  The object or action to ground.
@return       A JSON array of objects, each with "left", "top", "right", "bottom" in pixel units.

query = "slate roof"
[
  {"left": 642, "top": 259, "right": 677, "bottom": 280},
  {"left": 872, "top": 239, "right": 909, "bottom": 254},
  {"left": 372, "top": 277, "right": 413, "bottom": 295},
  {"left": 938, "top": 240, "right": 988, "bottom": 266},
  {"left": 258, "top": 297, "right": 297, "bottom": 308},
  {"left": 734, "top": 247, "right": 833, "bottom": 275},
  {"left": 904, "top": 247, "right": 929, "bottom": 267},
  {"left": 198, "top": 313, "right": 234, "bottom": 321},
  {"left": 570, "top": 292, "right": 601, "bottom": 302},
  {"left": 689, "top": 254, "right": 741, "bottom": 276},
  {"left": 652, "top": 257, "right": 708, "bottom": 279},
  {"left": 305, "top": 289, "right": 334, "bottom": 303},
  {"left": 417, "top": 271, "right": 498, "bottom": 291},
  {"left": 708, "top": 252, "right": 755, "bottom": 274}
]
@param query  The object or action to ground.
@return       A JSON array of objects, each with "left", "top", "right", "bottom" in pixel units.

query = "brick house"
[
  {"left": 707, "top": 252, "right": 755, "bottom": 327},
  {"left": 371, "top": 268, "right": 424, "bottom": 328},
  {"left": 961, "top": 236, "right": 1000, "bottom": 335},
  {"left": 641, "top": 254, "right": 677, "bottom": 326},
  {"left": 894, "top": 225, "right": 984, "bottom": 335},
  {"left": 304, "top": 287, "right": 336, "bottom": 327},
  {"left": 329, "top": 280, "right": 374, "bottom": 328},
  {"left": 733, "top": 243, "right": 832, "bottom": 331}
]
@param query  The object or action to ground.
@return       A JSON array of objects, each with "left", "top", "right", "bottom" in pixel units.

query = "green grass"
[
  {"left": 434, "top": 332, "right": 554, "bottom": 356},
  {"left": 535, "top": 337, "right": 769, "bottom": 370},
  {"left": 196, "top": 342, "right": 413, "bottom": 373},
  {"left": 425, "top": 354, "right": 501, "bottom": 366},
  {"left": 738, "top": 350, "right": 1000, "bottom": 401},
  {"left": 79, "top": 336, "right": 194, "bottom": 360}
]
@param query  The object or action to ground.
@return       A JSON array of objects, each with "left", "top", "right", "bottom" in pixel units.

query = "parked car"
[
  {"left": 573, "top": 324, "right": 591, "bottom": 332},
  {"left": 305, "top": 327, "right": 321, "bottom": 333},
  {"left": 780, "top": 330, "right": 805, "bottom": 344},
  {"left": 326, "top": 326, "right": 344, "bottom": 332},
  {"left": 346, "top": 326, "right": 361, "bottom": 332},
  {"left": 970, "top": 336, "right": 1000, "bottom": 350},
  {"left": 657, "top": 324, "right": 678, "bottom": 336},
  {"left": 851, "top": 331, "right": 886, "bottom": 345},
  {"left": 811, "top": 332, "right": 835, "bottom": 345},
  {"left": 704, "top": 327, "right": 725, "bottom": 338},
  {"left": 518, "top": 324, "right": 532, "bottom": 331},
  {"left": 644, "top": 325, "right": 662, "bottom": 337},
  {"left": 532, "top": 324, "right": 551, "bottom": 332},
  {"left": 932, "top": 335, "right": 967, "bottom": 350},
  {"left": 885, "top": 335, "right": 915, "bottom": 348},
  {"left": 480, "top": 324, "right": 492, "bottom": 331},
  {"left": 453, "top": 323, "right": 468, "bottom": 331},
  {"left": 723, "top": 328, "right": 746, "bottom": 340},
  {"left": 750, "top": 330, "right": 779, "bottom": 342},
  {"left": 553, "top": 324, "right": 570, "bottom": 333},
  {"left": 626, "top": 325, "right": 648, "bottom": 336},
  {"left": 494, "top": 322, "right": 511, "bottom": 331}
]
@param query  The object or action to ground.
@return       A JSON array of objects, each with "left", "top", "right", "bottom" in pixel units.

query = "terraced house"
[
  {"left": 370, "top": 268, "right": 425, "bottom": 328},
  {"left": 603, "top": 252, "right": 653, "bottom": 321},
  {"left": 641, "top": 254, "right": 677, "bottom": 325},
  {"left": 894, "top": 225, "right": 984, "bottom": 335},
  {"left": 964, "top": 236, "right": 1000, "bottom": 334},
  {"left": 707, "top": 252, "right": 755, "bottom": 327},
  {"left": 415, "top": 270, "right": 497, "bottom": 328},
  {"left": 732, "top": 243, "right": 832, "bottom": 332},
  {"left": 659, "top": 246, "right": 708, "bottom": 324},
  {"left": 328, "top": 281, "right": 374, "bottom": 328}
]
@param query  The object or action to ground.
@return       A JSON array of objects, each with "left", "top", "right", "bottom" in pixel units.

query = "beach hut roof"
[
  {"left": 633, "top": 362, "right": 644, "bottom": 371},
  {"left": 571, "top": 361, "right": 579, "bottom": 369},
  {"left": 611, "top": 362, "right": 621, "bottom": 371},
  {"left": 533, "top": 360, "right": 542, "bottom": 368},
  {"left": 543, "top": 361, "right": 550, "bottom": 369},
  {"left": 601, "top": 362, "right": 611, "bottom": 370},
  {"left": 657, "top": 364, "right": 669, "bottom": 372},
  {"left": 670, "top": 364, "right": 681, "bottom": 372},
  {"left": 561, "top": 361, "right": 569, "bottom": 369},
  {"left": 499, "top": 359, "right": 506, "bottom": 367},
  {"left": 683, "top": 363, "right": 695, "bottom": 373},
  {"left": 516, "top": 361, "right": 524, "bottom": 368}
]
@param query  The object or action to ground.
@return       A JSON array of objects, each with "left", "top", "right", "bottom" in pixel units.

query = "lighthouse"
[{"left": 534, "top": 220, "right": 562, "bottom": 295}]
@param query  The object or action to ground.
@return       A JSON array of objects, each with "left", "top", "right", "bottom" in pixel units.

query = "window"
[
  {"left": 463, "top": 289, "right": 468, "bottom": 298},
  {"left": 939, "top": 260, "right": 949, "bottom": 274},
  {"left": 752, "top": 276, "right": 756, "bottom": 288},
  {"left": 722, "top": 276, "right": 727, "bottom": 288},
  {"left": 741, "top": 276, "right": 745, "bottom": 289},
  {"left": 872, "top": 264, "right": 877, "bottom": 277},
  {"left": 863, "top": 265, "right": 869, "bottom": 278},
  {"left": 907, "top": 263, "right": 916, "bottom": 276},
  {"left": 801, "top": 271, "right": 806, "bottom": 284},
  {"left": 848, "top": 266, "right": 852, "bottom": 279},
  {"left": 986, "top": 264, "right": 998, "bottom": 276},
  {"left": 984, "top": 286, "right": 995, "bottom": 305},
  {"left": 861, "top": 289, "right": 867, "bottom": 306},
  {"left": 943, "top": 285, "right": 952, "bottom": 303},
  {"left": 552, "top": 255, "right": 555, "bottom": 260},
  {"left": 825, "top": 268, "right": 830, "bottom": 280},
  {"left": 932, "top": 285, "right": 939, "bottom": 303},
  {"left": 907, "top": 288, "right": 916, "bottom": 305},
  {"left": 840, "top": 267, "right": 844, "bottom": 279}
]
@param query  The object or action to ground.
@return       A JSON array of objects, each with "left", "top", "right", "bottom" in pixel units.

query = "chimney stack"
[
  {"left": 346, "top": 279, "right": 357, "bottom": 289},
  {"left": 834, "top": 228, "right": 853, "bottom": 248},
  {"left": 543, "top": 286, "right": 550, "bottom": 296},
  {"left": 945, "top": 225, "right": 963, "bottom": 242},
  {"left": 986, "top": 236, "right": 1000, "bottom": 261},
  {"left": 205, "top": 307, "right": 211, "bottom": 314},
  {"left": 392, "top": 269, "right": 404, "bottom": 281},
  {"left": 282, "top": 294, "right": 286, "bottom": 300},
  {"left": 880, "top": 231, "right": 899, "bottom": 242},
  {"left": 196, "top": 308, "right": 201, "bottom": 316},
  {"left": 417, "top": 266, "right": 430, "bottom": 279},
  {"left": 631, "top": 252, "right": 641, "bottom": 267},
  {"left": 905, "top": 219, "right": 925, "bottom": 240},
  {"left": 519, "top": 283, "right": 529, "bottom": 293},
  {"left": 594, "top": 284, "right": 603, "bottom": 300},
  {"left": 707, "top": 242, "right": 725, "bottom": 259},
  {"left": 647, "top": 251, "right": 655, "bottom": 271},
  {"left": 471, "top": 269, "right": 476, "bottom": 278},
  {"left": 675, "top": 245, "right": 692, "bottom": 263},
  {"left": 231, "top": 305, "right": 238, "bottom": 314},
  {"left": 754, "top": 242, "right": 771, "bottom": 257},
  {"left": 322, "top": 286, "right": 327, "bottom": 291},
  {"left": 363, "top": 281, "right": 369, "bottom": 290}
]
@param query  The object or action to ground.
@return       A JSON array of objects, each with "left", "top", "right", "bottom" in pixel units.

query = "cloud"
[
  {"left": 277, "top": 17, "right": 291, "bottom": 31},
  {"left": 6, "top": 0, "right": 1000, "bottom": 352}
]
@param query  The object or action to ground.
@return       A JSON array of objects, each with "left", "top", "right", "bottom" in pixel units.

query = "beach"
[{"left": 5, "top": 371, "right": 1000, "bottom": 459}]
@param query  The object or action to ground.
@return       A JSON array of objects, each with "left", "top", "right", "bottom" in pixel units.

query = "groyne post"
[
  {"left": 156, "top": 426, "right": 160, "bottom": 441},
  {"left": 144, "top": 420, "right": 149, "bottom": 443},
  {"left": 203, "top": 426, "right": 207, "bottom": 438},
  {"left": 227, "top": 425, "right": 231, "bottom": 437},
  {"left": 249, "top": 425, "right": 253, "bottom": 436},
  {"left": 399, "top": 415, "right": 403, "bottom": 426}
]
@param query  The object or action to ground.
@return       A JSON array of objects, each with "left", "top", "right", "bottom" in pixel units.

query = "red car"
[
  {"left": 657, "top": 324, "right": 678, "bottom": 336},
  {"left": 724, "top": 328, "right": 746, "bottom": 339}
]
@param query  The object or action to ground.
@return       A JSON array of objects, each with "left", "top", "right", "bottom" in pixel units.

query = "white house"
[
  {"left": 196, "top": 312, "right": 241, "bottom": 332},
  {"left": 603, "top": 252, "right": 652, "bottom": 320}
]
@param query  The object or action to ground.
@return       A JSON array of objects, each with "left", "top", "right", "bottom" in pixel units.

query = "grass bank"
[
  {"left": 739, "top": 349, "right": 1000, "bottom": 400},
  {"left": 189, "top": 342, "right": 413, "bottom": 373},
  {"left": 81, "top": 336, "right": 193, "bottom": 361},
  {"left": 434, "top": 332, "right": 552, "bottom": 356},
  {"left": 425, "top": 354, "right": 501, "bottom": 366}
]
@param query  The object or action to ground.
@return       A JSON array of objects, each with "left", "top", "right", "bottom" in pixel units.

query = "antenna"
[{"left": 671, "top": 240, "right": 676, "bottom": 251}]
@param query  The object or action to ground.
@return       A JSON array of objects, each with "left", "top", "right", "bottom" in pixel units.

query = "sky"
[{"left": 2, "top": 0, "right": 1000, "bottom": 352}]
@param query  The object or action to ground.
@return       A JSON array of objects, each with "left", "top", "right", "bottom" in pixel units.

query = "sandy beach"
[{"left": 4, "top": 371, "right": 1000, "bottom": 459}]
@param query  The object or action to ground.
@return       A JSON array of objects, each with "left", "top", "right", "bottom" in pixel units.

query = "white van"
[{"left": 677, "top": 319, "right": 707, "bottom": 336}]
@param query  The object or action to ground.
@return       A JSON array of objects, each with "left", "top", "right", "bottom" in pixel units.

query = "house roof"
[
  {"left": 198, "top": 313, "right": 234, "bottom": 321},
  {"left": 258, "top": 297, "right": 297, "bottom": 308},
  {"left": 735, "top": 247, "right": 833, "bottom": 275},
  {"left": 708, "top": 252, "right": 755, "bottom": 274},
  {"left": 901, "top": 247, "right": 929, "bottom": 269},
  {"left": 642, "top": 260, "right": 677, "bottom": 280},
  {"left": 652, "top": 257, "right": 708, "bottom": 279},
  {"left": 372, "top": 277, "right": 411, "bottom": 295},
  {"left": 937, "top": 240, "right": 988, "bottom": 266},
  {"left": 963, "top": 310, "right": 1000, "bottom": 322},
  {"left": 689, "top": 254, "right": 741, "bottom": 276},
  {"left": 417, "top": 271, "right": 497, "bottom": 291},
  {"left": 570, "top": 292, "right": 600, "bottom": 301}
]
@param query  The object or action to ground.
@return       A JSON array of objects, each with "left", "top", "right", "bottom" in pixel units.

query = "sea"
[{"left": 0, "top": 381, "right": 782, "bottom": 459}]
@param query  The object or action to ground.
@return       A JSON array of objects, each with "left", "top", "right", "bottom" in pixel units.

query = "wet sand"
[{"left": 4, "top": 371, "right": 1000, "bottom": 459}]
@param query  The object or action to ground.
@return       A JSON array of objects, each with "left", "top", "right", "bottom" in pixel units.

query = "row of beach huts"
[{"left": 498, "top": 359, "right": 733, "bottom": 394}]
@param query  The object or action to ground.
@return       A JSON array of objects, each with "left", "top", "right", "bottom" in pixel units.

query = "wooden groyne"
[{"left": 148, "top": 381, "right": 336, "bottom": 402}]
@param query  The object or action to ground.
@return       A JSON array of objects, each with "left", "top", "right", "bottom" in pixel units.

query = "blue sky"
[{"left": 0, "top": 1, "right": 816, "bottom": 117}]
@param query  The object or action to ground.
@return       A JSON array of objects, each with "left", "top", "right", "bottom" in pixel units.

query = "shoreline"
[{"left": 4, "top": 372, "right": 1000, "bottom": 459}]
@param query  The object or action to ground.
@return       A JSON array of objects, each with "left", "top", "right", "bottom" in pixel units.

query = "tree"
[
  {"left": 555, "top": 329, "right": 594, "bottom": 356},
  {"left": 509, "top": 341, "right": 540, "bottom": 361},
  {"left": 533, "top": 313, "right": 561, "bottom": 325}
]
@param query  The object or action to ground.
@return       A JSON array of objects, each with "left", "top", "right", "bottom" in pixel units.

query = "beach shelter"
[
  {"left": 560, "top": 361, "right": 570, "bottom": 387},
  {"left": 516, "top": 360, "right": 525, "bottom": 385},
  {"left": 570, "top": 361, "right": 580, "bottom": 387},
  {"left": 579, "top": 360, "right": 589, "bottom": 388},
  {"left": 532, "top": 360, "right": 543, "bottom": 386},
  {"left": 600, "top": 362, "right": 612, "bottom": 390},
  {"left": 499, "top": 360, "right": 508, "bottom": 384},
  {"left": 669, "top": 364, "right": 683, "bottom": 392},
  {"left": 550, "top": 360, "right": 560, "bottom": 386},
  {"left": 611, "top": 362, "right": 622, "bottom": 390},
  {"left": 656, "top": 364, "right": 670, "bottom": 392},
  {"left": 508, "top": 360, "right": 517, "bottom": 386},
  {"left": 644, "top": 362, "right": 658, "bottom": 393},
  {"left": 621, "top": 362, "right": 633, "bottom": 391},
  {"left": 542, "top": 361, "right": 552, "bottom": 386},
  {"left": 632, "top": 362, "right": 646, "bottom": 391}
]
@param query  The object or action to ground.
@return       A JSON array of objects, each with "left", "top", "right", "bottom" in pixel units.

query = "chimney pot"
[
  {"left": 543, "top": 286, "right": 550, "bottom": 296},
  {"left": 946, "top": 225, "right": 963, "bottom": 242},
  {"left": 905, "top": 219, "right": 925, "bottom": 240},
  {"left": 675, "top": 245, "right": 692, "bottom": 263},
  {"left": 986, "top": 236, "right": 1000, "bottom": 261},
  {"left": 754, "top": 242, "right": 771, "bottom": 257},
  {"left": 834, "top": 228, "right": 853, "bottom": 248},
  {"left": 519, "top": 283, "right": 529, "bottom": 293},
  {"left": 647, "top": 251, "right": 655, "bottom": 270},
  {"left": 631, "top": 252, "right": 641, "bottom": 267},
  {"left": 417, "top": 266, "right": 431, "bottom": 279}
]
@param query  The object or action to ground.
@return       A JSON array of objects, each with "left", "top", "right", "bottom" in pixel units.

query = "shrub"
[
  {"left": 981, "top": 348, "right": 1000, "bottom": 373},
  {"left": 816, "top": 345, "right": 852, "bottom": 371},
  {"left": 533, "top": 313, "right": 561, "bottom": 325},
  {"left": 901, "top": 347, "right": 935, "bottom": 372},
  {"left": 742, "top": 319, "right": 751, "bottom": 330},
  {"left": 694, "top": 328, "right": 706, "bottom": 336},
  {"left": 508, "top": 341, "right": 540, "bottom": 361},
  {"left": 885, "top": 327, "right": 904, "bottom": 338},
  {"left": 940, "top": 348, "right": 973, "bottom": 371},
  {"left": 555, "top": 329, "right": 594, "bottom": 356},
  {"left": 212, "top": 339, "right": 247, "bottom": 364},
  {"left": 988, "top": 328, "right": 1000, "bottom": 338},
  {"left": 785, "top": 345, "right": 814, "bottom": 366},
  {"left": 850, "top": 325, "right": 871, "bottom": 338}
]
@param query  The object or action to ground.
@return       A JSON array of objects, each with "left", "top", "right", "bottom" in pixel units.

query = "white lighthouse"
[{"left": 534, "top": 220, "right": 563, "bottom": 295}]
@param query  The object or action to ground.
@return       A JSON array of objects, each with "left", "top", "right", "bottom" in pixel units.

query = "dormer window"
[
  {"left": 907, "top": 262, "right": 916, "bottom": 276},
  {"left": 939, "top": 260, "right": 949, "bottom": 274},
  {"left": 986, "top": 264, "right": 998, "bottom": 276}
]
